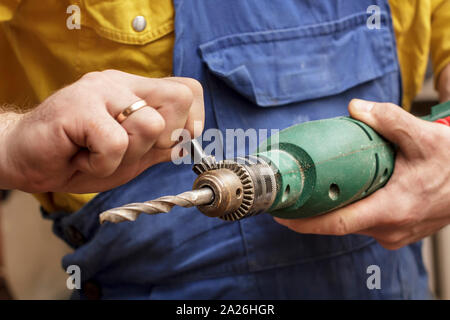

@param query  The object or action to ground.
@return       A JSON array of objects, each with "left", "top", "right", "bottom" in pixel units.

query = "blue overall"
[{"left": 47, "top": 0, "right": 430, "bottom": 299}]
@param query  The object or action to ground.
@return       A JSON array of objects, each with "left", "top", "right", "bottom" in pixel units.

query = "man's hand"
[
  {"left": 0, "top": 70, "right": 204, "bottom": 193},
  {"left": 275, "top": 99, "right": 450, "bottom": 250}
]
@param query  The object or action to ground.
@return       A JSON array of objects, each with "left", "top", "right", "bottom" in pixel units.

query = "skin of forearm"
[{"left": 438, "top": 63, "right": 450, "bottom": 103}]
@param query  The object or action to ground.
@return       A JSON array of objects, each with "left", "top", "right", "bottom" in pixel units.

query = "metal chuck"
[{"left": 99, "top": 139, "right": 278, "bottom": 224}]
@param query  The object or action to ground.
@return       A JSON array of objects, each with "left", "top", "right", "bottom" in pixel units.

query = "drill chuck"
[{"left": 192, "top": 156, "right": 277, "bottom": 221}]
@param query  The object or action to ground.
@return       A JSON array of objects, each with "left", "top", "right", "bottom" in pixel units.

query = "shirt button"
[{"left": 132, "top": 15, "right": 147, "bottom": 32}]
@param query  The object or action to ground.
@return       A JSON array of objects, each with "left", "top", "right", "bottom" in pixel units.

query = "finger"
[
  {"left": 71, "top": 108, "right": 129, "bottom": 178},
  {"left": 359, "top": 216, "right": 450, "bottom": 249},
  {"left": 165, "top": 77, "right": 205, "bottom": 138},
  {"left": 101, "top": 70, "right": 196, "bottom": 148},
  {"left": 120, "top": 106, "right": 166, "bottom": 164},
  {"left": 147, "top": 80, "right": 194, "bottom": 148},
  {"left": 139, "top": 147, "right": 173, "bottom": 168},
  {"left": 64, "top": 147, "right": 174, "bottom": 193},
  {"left": 274, "top": 187, "right": 395, "bottom": 236},
  {"left": 348, "top": 99, "right": 426, "bottom": 158},
  {"left": 376, "top": 221, "right": 445, "bottom": 250},
  {"left": 78, "top": 81, "right": 167, "bottom": 167}
]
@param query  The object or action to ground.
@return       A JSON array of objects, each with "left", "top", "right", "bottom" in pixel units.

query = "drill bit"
[{"left": 99, "top": 188, "right": 214, "bottom": 224}]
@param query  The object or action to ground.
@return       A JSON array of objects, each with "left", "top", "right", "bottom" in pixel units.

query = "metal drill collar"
[{"left": 192, "top": 156, "right": 276, "bottom": 221}]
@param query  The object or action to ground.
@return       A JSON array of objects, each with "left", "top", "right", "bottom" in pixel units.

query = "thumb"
[{"left": 348, "top": 99, "right": 424, "bottom": 158}]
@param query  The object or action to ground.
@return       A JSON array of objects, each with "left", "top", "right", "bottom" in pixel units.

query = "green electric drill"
[{"left": 99, "top": 101, "right": 450, "bottom": 224}]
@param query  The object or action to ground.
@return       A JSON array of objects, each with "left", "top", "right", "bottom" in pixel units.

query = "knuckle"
[
  {"left": 101, "top": 69, "right": 120, "bottom": 77},
  {"left": 137, "top": 112, "right": 166, "bottom": 139},
  {"left": 79, "top": 72, "right": 110, "bottom": 92},
  {"left": 379, "top": 241, "right": 401, "bottom": 251},
  {"left": 414, "top": 123, "right": 430, "bottom": 142},
  {"left": 418, "top": 125, "right": 442, "bottom": 150},
  {"left": 183, "top": 78, "right": 204, "bottom": 95},
  {"left": 172, "top": 82, "right": 195, "bottom": 108},
  {"left": 374, "top": 103, "right": 399, "bottom": 125},
  {"left": 383, "top": 231, "right": 405, "bottom": 245},
  {"left": 80, "top": 71, "right": 104, "bottom": 83},
  {"left": 107, "top": 131, "right": 128, "bottom": 156},
  {"left": 149, "top": 114, "right": 166, "bottom": 135}
]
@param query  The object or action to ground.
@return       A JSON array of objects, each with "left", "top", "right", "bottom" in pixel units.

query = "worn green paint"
[{"left": 255, "top": 101, "right": 450, "bottom": 219}]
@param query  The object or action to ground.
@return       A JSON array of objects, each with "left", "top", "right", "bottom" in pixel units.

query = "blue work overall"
[{"left": 47, "top": 0, "right": 430, "bottom": 299}]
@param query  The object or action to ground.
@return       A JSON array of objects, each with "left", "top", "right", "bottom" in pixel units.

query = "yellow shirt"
[
  {"left": 390, "top": 0, "right": 450, "bottom": 108},
  {"left": 0, "top": 0, "right": 449, "bottom": 212}
]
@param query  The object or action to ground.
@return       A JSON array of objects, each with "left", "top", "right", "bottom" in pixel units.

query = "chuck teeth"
[
  {"left": 216, "top": 161, "right": 255, "bottom": 221},
  {"left": 193, "top": 157, "right": 256, "bottom": 221},
  {"left": 192, "top": 155, "right": 218, "bottom": 175}
]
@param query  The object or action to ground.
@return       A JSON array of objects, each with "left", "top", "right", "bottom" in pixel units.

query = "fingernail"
[{"left": 352, "top": 99, "right": 374, "bottom": 113}]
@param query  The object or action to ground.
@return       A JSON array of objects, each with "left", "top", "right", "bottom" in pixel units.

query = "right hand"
[{"left": 0, "top": 70, "right": 204, "bottom": 193}]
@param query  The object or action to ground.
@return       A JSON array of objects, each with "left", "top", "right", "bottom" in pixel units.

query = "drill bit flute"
[
  {"left": 100, "top": 140, "right": 216, "bottom": 224},
  {"left": 99, "top": 188, "right": 214, "bottom": 224}
]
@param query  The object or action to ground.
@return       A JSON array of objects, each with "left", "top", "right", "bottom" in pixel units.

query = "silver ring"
[{"left": 116, "top": 100, "right": 149, "bottom": 123}]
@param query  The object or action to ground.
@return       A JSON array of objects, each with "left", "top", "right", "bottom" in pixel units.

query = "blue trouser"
[{"left": 47, "top": 0, "right": 430, "bottom": 299}]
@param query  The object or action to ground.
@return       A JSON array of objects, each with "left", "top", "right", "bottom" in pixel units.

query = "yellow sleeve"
[
  {"left": 0, "top": 0, "right": 21, "bottom": 22},
  {"left": 431, "top": 0, "right": 450, "bottom": 85},
  {"left": 33, "top": 192, "right": 98, "bottom": 213}
]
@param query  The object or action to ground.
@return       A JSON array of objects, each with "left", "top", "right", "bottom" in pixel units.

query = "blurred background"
[{"left": 0, "top": 68, "right": 449, "bottom": 300}]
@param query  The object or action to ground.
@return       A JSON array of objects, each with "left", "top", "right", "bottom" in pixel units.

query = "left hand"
[{"left": 275, "top": 99, "right": 450, "bottom": 250}]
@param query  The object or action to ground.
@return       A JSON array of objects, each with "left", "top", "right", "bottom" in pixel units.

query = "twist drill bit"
[{"left": 99, "top": 188, "right": 214, "bottom": 224}]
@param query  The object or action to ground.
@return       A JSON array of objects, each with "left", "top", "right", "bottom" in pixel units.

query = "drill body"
[{"left": 257, "top": 116, "right": 394, "bottom": 219}]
